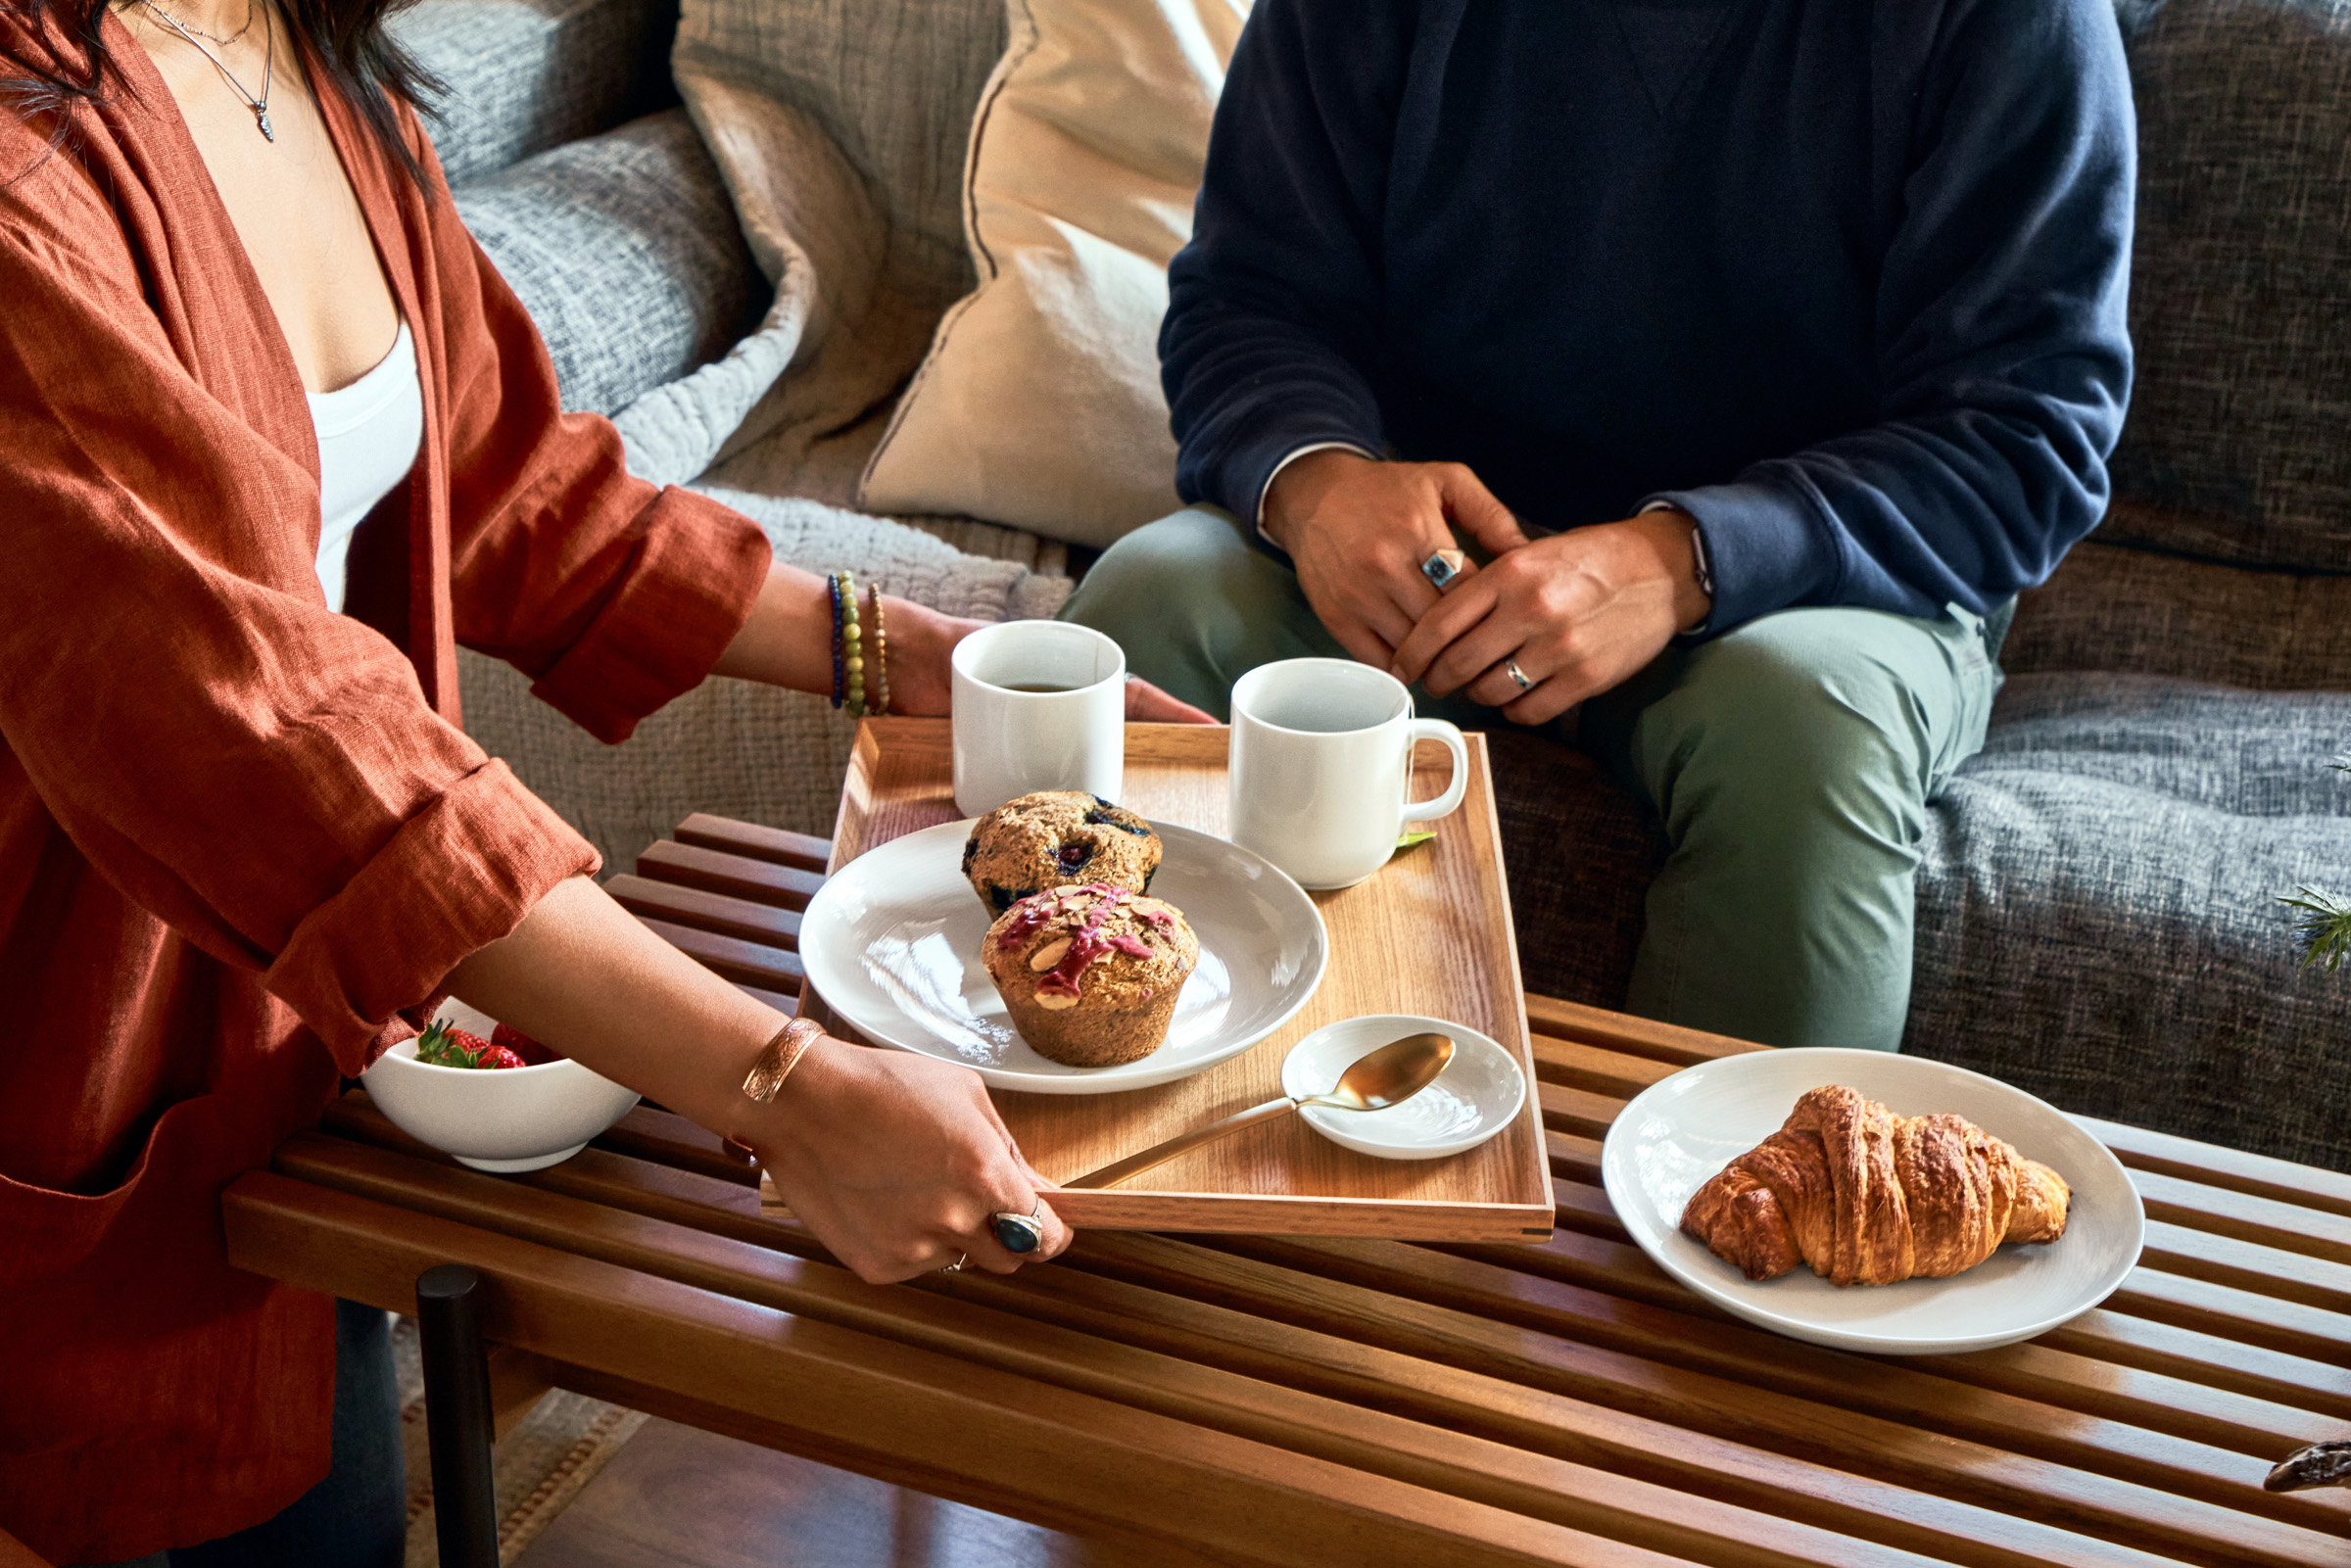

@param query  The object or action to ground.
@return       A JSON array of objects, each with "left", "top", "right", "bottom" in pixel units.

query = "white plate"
[
  {"left": 1280, "top": 1015, "right": 1526, "bottom": 1160},
  {"left": 799, "top": 820, "right": 1328, "bottom": 1093},
  {"left": 1601, "top": 1048, "right": 2144, "bottom": 1354}
]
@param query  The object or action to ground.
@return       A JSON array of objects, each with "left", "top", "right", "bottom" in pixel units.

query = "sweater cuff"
[
  {"left": 264, "top": 759, "right": 599, "bottom": 1075},
  {"left": 528, "top": 488, "right": 772, "bottom": 743},
  {"left": 1646, "top": 476, "right": 1844, "bottom": 633}
]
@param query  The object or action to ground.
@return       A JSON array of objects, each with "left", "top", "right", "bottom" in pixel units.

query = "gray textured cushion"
[
  {"left": 394, "top": 0, "right": 681, "bottom": 187},
  {"left": 1907, "top": 676, "right": 2351, "bottom": 1171},
  {"left": 456, "top": 110, "right": 765, "bottom": 417},
  {"left": 2104, "top": 0, "right": 2351, "bottom": 568},
  {"left": 1494, "top": 676, "right": 2351, "bottom": 1172},
  {"left": 2004, "top": 530, "right": 2351, "bottom": 689},
  {"left": 671, "top": 0, "right": 1008, "bottom": 309}
]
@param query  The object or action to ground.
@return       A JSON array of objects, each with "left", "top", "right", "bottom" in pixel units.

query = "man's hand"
[
  {"left": 1389, "top": 509, "right": 1711, "bottom": 726},
  {"left": 1262, "top": 451, "right": 1529, "bottom": 667}
]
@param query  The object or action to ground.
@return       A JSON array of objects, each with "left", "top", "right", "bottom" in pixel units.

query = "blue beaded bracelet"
[{"left": 827, "top": 571, "right": 845, "bottom": 709}]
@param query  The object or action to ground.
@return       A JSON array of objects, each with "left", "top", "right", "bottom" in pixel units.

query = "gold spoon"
[{"left": 1062, "top": 1031, "right": 1456, "bottom": 1190}]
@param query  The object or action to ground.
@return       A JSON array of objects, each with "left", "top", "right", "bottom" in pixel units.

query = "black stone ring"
[{"left": 991, "top": 1201, "right": 1047, "bottom": 1255}]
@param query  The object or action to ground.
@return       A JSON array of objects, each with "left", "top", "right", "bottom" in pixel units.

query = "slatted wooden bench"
[{"left": 223, "top": 814, "right": 2351, "bottom": 1568}]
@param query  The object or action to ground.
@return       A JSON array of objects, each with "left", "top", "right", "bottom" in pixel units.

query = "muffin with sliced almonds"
[
  {"left": 962, "top": 791, "right": 1161, "bottom": 916},
  {"left": 982, "top": 882, "right": 1199, "bottom": 1067}
]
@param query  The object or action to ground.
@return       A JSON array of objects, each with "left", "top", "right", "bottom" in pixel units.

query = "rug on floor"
[{"left": 391, "top": 1313, "right": 648, "bottom": 1565}]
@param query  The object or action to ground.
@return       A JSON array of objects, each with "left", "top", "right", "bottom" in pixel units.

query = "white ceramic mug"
[
  {"left": 1226, "top": 659, "right": 1470, "bottom": 890},
  {"left": 951, "top": 621, "right": 1127, "bottom": 816}
]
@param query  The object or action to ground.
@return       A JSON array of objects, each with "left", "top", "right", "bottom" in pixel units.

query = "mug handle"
[{"left": 1402, "top": 720, "right": 1470, "bottom": 824}]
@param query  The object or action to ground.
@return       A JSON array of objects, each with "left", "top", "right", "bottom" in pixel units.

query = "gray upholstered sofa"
[{"left": 397, "top": 0, "right": 2351, "bottom": 1171}]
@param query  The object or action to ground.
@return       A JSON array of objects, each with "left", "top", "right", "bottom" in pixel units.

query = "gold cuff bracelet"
[{"left": 741, "top": 1017, "right": 825, "bottom": 1105}]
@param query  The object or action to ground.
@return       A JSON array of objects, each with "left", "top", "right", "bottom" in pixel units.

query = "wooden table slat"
[
  {"left": 672, "top": 812, "right": 836, "bottom": 873},
  {"left": 634, "top": 838, "right": 827, "bottom": 910},
  {"left": 605, "top": 873, "right": 804, "bottom": 949},
  {"left": 2085, "top": 1117, "right": 2351, "bottom": 1221},
  {"left": 2131, "top": 1165, "right": 2351, "bottom": 1265},
  {"left": 2108, "top": 1265, "right": 2351, "bottom": 1368},
  {"left": 1528, "top": 1036, "right": 1684, "bottom": 1100},
  {"left": 2039, "top": 1307, "right": 2351, "bottom": 1424},
  {"left": 630, "top": 914, "right": 805, "bottom": 991},
  {"left": 1523, "top": 993, "right": 1762, "bottom": 1067}
]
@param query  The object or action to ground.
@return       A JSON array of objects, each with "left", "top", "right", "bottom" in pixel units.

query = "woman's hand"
[
  {"left": 744, "top": 1037, "right": 1069, "bottom": 1282},
  {"left": 1125, "top": 676, "right": 1218, "bottom": 725},
  {"left": 889, "top": 604, "right": 1216, "bottom": 724},
  {"left": 1387, "top": 510, "right": 1710, "bottom": 726}
]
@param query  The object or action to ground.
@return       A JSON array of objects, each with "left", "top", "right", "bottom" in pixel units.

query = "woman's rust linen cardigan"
[{"left": 0, "top": 17, "right": 771, "bottom": 1560}]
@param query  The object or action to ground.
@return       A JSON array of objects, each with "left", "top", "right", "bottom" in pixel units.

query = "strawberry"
[
  {"left": 416, "top": 1019, "right": 525, "bottom": 1069},
  {"left": 493, "top": 1022, "right": 561, "bottom": 1065}
]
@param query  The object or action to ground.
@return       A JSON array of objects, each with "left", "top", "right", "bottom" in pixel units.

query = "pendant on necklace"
[{"left": 255, "top": 106, "right": 274, "bottom": 141}]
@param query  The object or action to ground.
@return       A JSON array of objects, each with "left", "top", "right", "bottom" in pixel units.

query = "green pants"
[{"left": 1061, "top": 505, "right": 2003, "bottom": 1052}]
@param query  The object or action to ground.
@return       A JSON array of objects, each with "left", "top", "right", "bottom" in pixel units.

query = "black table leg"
[{"left": 415, "top": 1263, "right": 500, "bottom": 1568}]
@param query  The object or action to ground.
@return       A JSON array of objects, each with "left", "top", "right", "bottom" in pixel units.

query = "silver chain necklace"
[
  {"left": 137, "top": 0, "right": 276, "bottom": 142},
  {"left": 142, "top": 0, "right": 255, "bottom": 46}
]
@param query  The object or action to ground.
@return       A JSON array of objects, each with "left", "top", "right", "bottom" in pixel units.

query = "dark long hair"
[{"left": 1, "top": 0, "right": 441, "bottom": 189}]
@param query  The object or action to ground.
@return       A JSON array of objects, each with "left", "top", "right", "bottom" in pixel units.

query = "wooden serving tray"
[{"left": 797, "top": 718, "right": 1552, "bottom": 1242}]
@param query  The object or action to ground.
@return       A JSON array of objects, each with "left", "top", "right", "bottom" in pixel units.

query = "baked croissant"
[{"left": 1679, "top": 1085, "right": 2070, "bottom": 1287}]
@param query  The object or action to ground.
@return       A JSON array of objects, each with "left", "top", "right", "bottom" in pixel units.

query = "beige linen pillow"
[{"left": 859, "top": 0, "right": 1251, "bottom": 545}]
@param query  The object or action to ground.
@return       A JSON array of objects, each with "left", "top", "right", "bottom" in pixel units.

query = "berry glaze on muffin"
[
  {"left": 962, "top": 791, "right": 1162, "bottom": 915},
  {"left": 983, "top": 883, "right": 1200, "bottom": 1067}
]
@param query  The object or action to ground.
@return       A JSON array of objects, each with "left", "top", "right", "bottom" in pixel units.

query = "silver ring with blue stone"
[
  {"left": 1420, "top": 548, "right": 1467, "bottom": 593},
  {"left": 991, "top": 1200, "right": 1047, "bottom": 1254}
]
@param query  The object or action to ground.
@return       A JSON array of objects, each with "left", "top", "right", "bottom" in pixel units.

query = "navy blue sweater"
[{"left": 1162, "top": 0, "right": 2135, "bottom": 631}]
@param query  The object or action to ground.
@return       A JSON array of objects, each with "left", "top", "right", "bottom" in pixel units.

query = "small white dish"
[
  {"left": 798, "top": 819, "right": 1328, "bottom": 1094},
  {"left": 1280, "top": 1014, "right": 1526, "bottom": 1161},
  {"left": 360, "top": 1000, "right": 641, "bottom": 1172},
  {"left": 1602, "top": 1048, "right": 2145, "bottom": 1355}
]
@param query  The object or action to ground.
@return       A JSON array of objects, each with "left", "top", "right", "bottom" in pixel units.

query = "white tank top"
[{"left": 309, "top": 321, "right": 422, "bottom": 613}]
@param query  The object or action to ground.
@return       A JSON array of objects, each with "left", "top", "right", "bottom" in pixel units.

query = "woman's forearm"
[
  {"left": 442, "top": 875, "right": 775, "bottom": 1142},
  {"left": 710, "top": 562, "right": 974, "bottom": 716}
]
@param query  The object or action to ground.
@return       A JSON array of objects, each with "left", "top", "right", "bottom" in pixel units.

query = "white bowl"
[
  {"left": 1280, "top": 1014, "right": 1527, "bottom": 1161},
  {"left": 360, "top": 1002, "right": 641, "bottom": 1172}
]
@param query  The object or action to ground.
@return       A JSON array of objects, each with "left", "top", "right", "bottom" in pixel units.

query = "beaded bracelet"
[
  {"left": 867, "top": 585, "right": 890, "bottom": 716},
  {"left": 838, "top": 570, "right": 867, "bottom": 721},
  {"left": 826, "top": 572, "right": 846, "bottom": 709}
]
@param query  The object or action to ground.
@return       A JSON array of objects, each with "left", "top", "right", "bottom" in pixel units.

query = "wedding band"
[
  {"left": 1506, "top": 660, "right": 1534, "bottom": 691},
  {"left": 1420, "top": 549, "right": 1467, "bottom": 592},
  {"left": 990, "top": 1199, "right": 1047, "bottom": 1255},
  {"left": 939, "top": 1253, "right": 968, "bottom": 1274}
]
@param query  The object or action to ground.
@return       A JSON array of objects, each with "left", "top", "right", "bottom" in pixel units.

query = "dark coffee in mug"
[{"left": 996, "top": 681, "right": 1080, "bottom": 693}]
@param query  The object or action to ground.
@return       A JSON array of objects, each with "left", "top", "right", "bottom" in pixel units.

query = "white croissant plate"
[
  {"left": 799, "top": 819, "right": 1327, "bottom": 1094},
  {"left": 1601, "top": 1048, "right": 2144, "bottom": 1354}
]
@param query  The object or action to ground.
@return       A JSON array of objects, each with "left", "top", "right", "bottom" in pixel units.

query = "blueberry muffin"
[
  {"left": 982, "top": 883, "right": 1200, "bottom": 1067},
  {"left": 961, "top": 791, "right": 1162, "bottom": 916}
]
